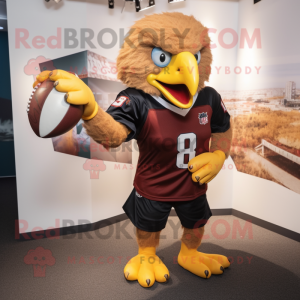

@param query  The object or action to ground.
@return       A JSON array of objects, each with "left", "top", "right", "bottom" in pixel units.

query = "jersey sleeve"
[
  {"left": 208, "top": 88, "right": 231, "bottom": 133},
  {"left": 106, "top": 89, "right": 148, "bottom": 142}
]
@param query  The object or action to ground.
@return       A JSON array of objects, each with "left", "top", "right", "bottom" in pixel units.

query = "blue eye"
[
  {"left": 194, "top": 50, "right": 201, "bottom": 64},
  {"left": 151, "top": 47, "right": 172, "bottom": 68}
]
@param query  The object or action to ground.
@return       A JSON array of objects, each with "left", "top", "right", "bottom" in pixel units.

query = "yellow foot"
[
  {"left": 178, "top": 243, "right": 230, "bottom": 279},
  {"left": 124, "top": 247, "right": 170, "bottom": 288}
]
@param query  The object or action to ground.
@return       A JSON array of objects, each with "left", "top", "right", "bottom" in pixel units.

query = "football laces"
[{"left": 27, "top": 83, "right": 41, "bottom": 113}]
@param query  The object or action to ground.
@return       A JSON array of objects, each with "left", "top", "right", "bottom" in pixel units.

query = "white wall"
[
  {"left": 7, "top": 0, "right": 238, "bottom": 233},
  {"left": 7, "top": 0, "right": 93, "bottom": 233},
  {"left": 233, "top": 0, "right": 300, "bottom": 234},
  {"left": 236, "top": 0, "right": 300, "bottom": 90}
]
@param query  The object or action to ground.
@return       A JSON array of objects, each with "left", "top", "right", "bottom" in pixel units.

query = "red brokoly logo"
[
  {"left": 83, "top": 159, "right": 106, "bottom": 179},
  {"left": 24, "top": 247, "right": 55, "bottom": 277}
]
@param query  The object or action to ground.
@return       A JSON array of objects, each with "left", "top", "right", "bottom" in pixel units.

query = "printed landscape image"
[{"left": 221, "top": 83, "right": 300, "bottom": 194}]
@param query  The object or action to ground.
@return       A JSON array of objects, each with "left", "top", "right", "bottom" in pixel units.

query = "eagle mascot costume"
[{"left": 35, "top": 12, "right": 232, "bottom": 288}]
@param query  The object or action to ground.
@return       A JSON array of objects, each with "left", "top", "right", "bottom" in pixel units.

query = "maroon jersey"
[{"left": 106, "top": 87, "right": 230, "bottom": 202}]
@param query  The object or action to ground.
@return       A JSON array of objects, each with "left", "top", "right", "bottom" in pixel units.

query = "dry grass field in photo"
[{"left": 230, "top": 110, "right": 300, "bottom": 184}]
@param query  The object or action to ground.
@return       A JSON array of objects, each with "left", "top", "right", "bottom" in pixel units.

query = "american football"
[{"left": 27, "top": 79, "right": 83, "bottom": 138}]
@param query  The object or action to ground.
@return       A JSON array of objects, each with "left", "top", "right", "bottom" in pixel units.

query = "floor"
[{"left": 1, "top": 177, "right": 300, "bottom": 300}]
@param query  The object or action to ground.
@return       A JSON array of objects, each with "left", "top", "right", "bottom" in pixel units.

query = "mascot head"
[{"left": 117, "top": 12, "right": 212, "bottom": 109}]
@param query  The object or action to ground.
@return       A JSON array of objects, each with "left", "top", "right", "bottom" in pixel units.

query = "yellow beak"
[{"left": 147, "top": 52, "right": 199, "bottom": 109}]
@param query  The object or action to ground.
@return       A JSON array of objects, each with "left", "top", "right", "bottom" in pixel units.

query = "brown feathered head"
[{"left": 117, "top": 12, "right": 212, "bottom": 109}]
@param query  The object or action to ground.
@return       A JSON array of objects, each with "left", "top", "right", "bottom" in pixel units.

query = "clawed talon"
[
  {"left": 178, "top": 243, "right": 230, "bottom": 279},
  {"left": 124, "top": 252, "right": 170, "bottom": 288}
]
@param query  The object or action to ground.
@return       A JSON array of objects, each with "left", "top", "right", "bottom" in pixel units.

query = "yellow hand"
[
  {"left": 188, "top": 150, "right": 225, "bottom": 185},
  {"left": 33, "top": 69, "right": 98, "bottom": 120}
]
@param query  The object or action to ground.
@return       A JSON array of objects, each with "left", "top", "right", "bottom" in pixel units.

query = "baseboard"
[
  {"left": 17, "top": 213, "right": 129, "bottom": 241},
  {"left": 17, "top": 209, "right": 233, "bottom": 241},
  {"left": 211, "top": 208, "right": 233, "bottom": 215},
  {"left": 232, "top": 209, "right": 300, "bottom": 243},
  {"left": 17, "top": 208, "right": 300, "bottom": 243}
]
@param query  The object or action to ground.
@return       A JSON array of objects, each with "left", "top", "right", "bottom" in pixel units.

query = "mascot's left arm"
[{"left": 188, "top": 103, "right": 232, "bottom": 185}]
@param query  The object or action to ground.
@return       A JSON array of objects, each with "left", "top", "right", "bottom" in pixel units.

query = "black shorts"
[{"left": 123, "top": 188, "right": 212, "bottom": 232}]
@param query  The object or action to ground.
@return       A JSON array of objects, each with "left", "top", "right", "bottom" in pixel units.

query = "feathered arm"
[
  {"left": 210, "top": 122, "right": 233, "bottom": 159},
  {"left": 83, "top": 105, "right": 130, "bottom": 148}
]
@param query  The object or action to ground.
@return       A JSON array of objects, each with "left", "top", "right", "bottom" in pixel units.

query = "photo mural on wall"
[{"left": 221, "top": 67, "right": 300, "bottom": 194}]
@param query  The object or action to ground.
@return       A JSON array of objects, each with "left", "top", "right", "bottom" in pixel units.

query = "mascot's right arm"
[{"left": 33, "top": 69, "right": 130, "bottom": 148}]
